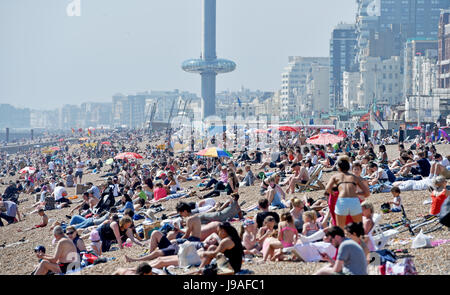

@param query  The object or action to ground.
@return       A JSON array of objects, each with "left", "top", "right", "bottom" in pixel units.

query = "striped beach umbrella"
[
  {"left": 306, "top": 133, "right": 344, "bottom": 145},
  {"left": 196, "top": 147, "right": 232, "bottom": 158},
  {"left": 114, "top": 152, "right": 143, "bottom": 160}
]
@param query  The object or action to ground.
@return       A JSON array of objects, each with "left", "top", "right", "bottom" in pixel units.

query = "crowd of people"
[{"left": 0, "top": 126, "right": 449, "bottom": 276}]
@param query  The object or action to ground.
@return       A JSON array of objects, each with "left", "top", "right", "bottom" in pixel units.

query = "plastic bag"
[
  {"left": 411, "top": 229, "right": 432, "bottom": 249},
  {"left": 178, "top": 242, "right": 201, "bottom": 267}
]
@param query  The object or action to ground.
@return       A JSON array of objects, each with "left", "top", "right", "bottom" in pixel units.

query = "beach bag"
[
  {"left": 385, "top": 258, "right": 418, "bottom": 275},
  {"left": 178, "top": 241, "right": 201, "bottom": 267},
  {"left": 439, "top": 195, "right": 450, "bottom": 227},
  {"left": 82, "top": 252, "right": 99, "bottom": 265}
]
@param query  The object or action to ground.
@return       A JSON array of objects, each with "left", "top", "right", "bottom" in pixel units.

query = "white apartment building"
[
  {"left": 342, "top": 71, "right": 360, "bottom": 110},
  {"left": 405, "top": 95, "right": 441, "bottom": 123},
  {"left": 304, "top": 65, "right": 330, "bottom": 115},
  {"left": 357, "top": 56, "right": 403, "bottom": 108},
  {"left": 280, "top": 56, "right": 329, "bottom": 121},
  {"left": 411, "top": 55, "right": 438, "bottom": 96}
]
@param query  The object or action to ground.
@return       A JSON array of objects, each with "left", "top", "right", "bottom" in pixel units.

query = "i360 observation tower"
[{"left": 182, "top": 0, "right": 236, "bottom": 119}]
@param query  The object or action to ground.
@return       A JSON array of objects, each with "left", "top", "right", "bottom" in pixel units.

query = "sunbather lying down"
[{"left": 112, "top": 262, "right": 164, "bottom": 275}]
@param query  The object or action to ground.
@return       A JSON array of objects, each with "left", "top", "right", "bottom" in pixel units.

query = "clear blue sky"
[{"left": 0, "top": 0, "right": 356, "bottom": 110}]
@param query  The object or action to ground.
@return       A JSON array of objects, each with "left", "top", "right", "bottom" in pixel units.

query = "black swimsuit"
[
  {"left": 224, "top": 244, "right": 243, "bottom": 273},
  {"left": 337, "top": 181, "right": 356, "bottom": 188}
]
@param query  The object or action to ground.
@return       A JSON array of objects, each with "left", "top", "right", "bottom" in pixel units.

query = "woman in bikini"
[{"left": 324, "top": 156, "right": 370, "bottom": 230}]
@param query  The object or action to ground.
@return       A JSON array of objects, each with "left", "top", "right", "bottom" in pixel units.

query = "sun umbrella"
[
  {"left": 278, "top": 126, "right": 298, "bottom": 132},
  {"left": 254, "top": 129, "right": 269, "bottom": 134},
  {"left": 49, "top": 146, "right": 60, "bottom": 151},
  {"left": 114, "top": 152, "right": 143, "bottom": 160},
  {"left": 306, "top": 133, "right": 344, "bottom": 145},
  {"left": 101, "top": 141, "right": 111, "bottom": 145},
  {"left": 79, "top": 137, "right": 89, "bottom": 141},
  {"left": 19, "top": 167, "right": 36, "bottom": 174},
  {"left": 105, "top": 158, "right": 114, "bottom": 165},
  {"left": 413, "top": 126, "right": 422, "bottom": 130},
  {"left": 196, "top": 147, "right": 232, "bottom": 158}
]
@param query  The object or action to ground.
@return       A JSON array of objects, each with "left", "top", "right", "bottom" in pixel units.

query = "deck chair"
[
  {"left": 296, "top": 164, "right": 325, "bottom": 193},
  {"left": 368, "top": 213, "right": 399, "bottom": 251}
]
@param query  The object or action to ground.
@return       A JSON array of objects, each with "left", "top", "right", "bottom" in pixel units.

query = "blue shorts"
[{"left": 334, "top": 197, "right": 362, "bottom": 216}]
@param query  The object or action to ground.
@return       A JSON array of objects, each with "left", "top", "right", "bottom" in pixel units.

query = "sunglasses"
[{"left": 66, "top": 231, "right": 75, "bottom": 235}]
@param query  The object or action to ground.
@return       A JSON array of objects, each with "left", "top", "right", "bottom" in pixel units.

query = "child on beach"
[
  {"left": 18, "top": 208, "right": 48, "bottom": 232},
  {"left": 88, "top": 229, "right": 102, "bottom": 257},
  {"left": 240, "top": 219, "right": 261, "bottom": 256},
  {"left": 389, "top": 186, "right": 402, "bottom": 213},
  {"left": 31, "top": 245, "right": 46, "bottom": 275},
  {"left": 302, "top": 210, "right": 320, "bottom": 236},
  {"left": 270, "top": 212, "right": 299, "bottom": 261},
  {"left": 289, "top": 197, "right": 305, "bottom": 232},
  {"left": 256, "top": 216, "right": 276, "bottom": 249}
]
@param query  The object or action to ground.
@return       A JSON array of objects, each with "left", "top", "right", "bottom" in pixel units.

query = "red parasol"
[{"left": 278, "top": 126, "right": 298, "bottom": 132}]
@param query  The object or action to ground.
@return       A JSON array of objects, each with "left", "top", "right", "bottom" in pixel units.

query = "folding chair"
[
  {"left": 296, "top": 164, "right": 325, "bottom": 193},
  {"left": 368, "top": 213, "right": 399, "bottom": 251}
]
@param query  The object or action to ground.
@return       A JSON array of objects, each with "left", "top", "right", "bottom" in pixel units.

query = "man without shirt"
[{"left": 33, "top": 226, "right": 80, "bottom": 275}]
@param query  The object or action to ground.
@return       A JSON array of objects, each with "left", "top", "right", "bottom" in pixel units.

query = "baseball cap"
[{"left": 34, "top": 245, "right": 46, "bottom": 253}]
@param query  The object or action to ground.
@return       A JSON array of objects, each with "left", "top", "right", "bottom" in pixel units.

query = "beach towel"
[{"left": 292, "top": 242, "right": 336, "bottom": 262}]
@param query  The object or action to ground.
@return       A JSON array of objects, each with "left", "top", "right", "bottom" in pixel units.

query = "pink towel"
[{"left": 431, "top": 239, "right": 450, "bottom": 247}]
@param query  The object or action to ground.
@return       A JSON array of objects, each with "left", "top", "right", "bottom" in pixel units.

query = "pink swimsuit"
[{"left": 280, "top": 226, "right": 298, "bottom": 248}]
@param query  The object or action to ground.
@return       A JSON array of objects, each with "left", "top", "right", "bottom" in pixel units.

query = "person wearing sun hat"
[
  {"left": 240, "top": 218, "right": 261, "bottom": 256},
  {"left": 89, "top": 229, "right": 102, "bottom": 257}
]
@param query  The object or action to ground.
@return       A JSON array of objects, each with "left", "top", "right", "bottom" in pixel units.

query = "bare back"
[
  {"left": 187, "top": 215, "right": 202, "bottom": 239},
  {"left": 330, "top": 172, "right": 363, "bottom": 198}
]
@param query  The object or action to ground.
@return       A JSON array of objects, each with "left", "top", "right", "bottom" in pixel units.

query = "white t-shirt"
[
  {"left": 373, "top": 168, "right": 388, "bottom": 180},
  {"left": 392, "top": 196, "right": 402, "bottom": 211},
  {"left": 196, "top": 198, "right": 216, "bottom": 213},
  {"left": 76, "top": 161, "right": 84, "bottom": 172},
  {"left": 48, "top": 161, "right": 55, "bottom": 171},
  {"left": 53, "top": 186, "right": 67, "bottom": 201}
]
